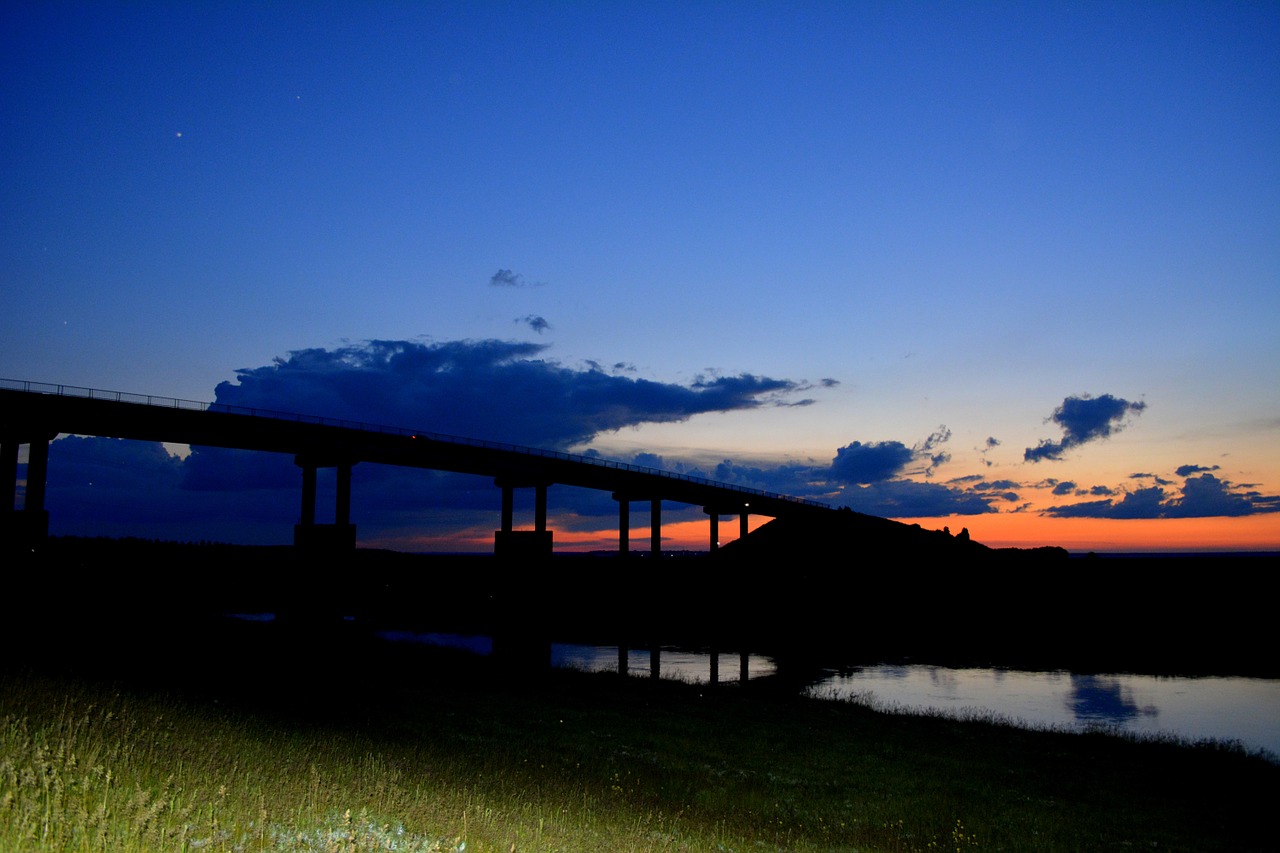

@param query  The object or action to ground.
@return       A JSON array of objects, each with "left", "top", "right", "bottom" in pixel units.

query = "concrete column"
[
  {"left": 24, "top": 438, "right": 50, "bottom": 513},
  {"left": 650, "top": 499, "right": 661, "bottom": 558},
  {"left": 740, "top": 510, "right": 750, "bottom": 540},
  {"left": 535, "top": 483, "right": 547, "bottom": 532},
  {"left": 709, "top": 649, "right": 719, "bottom": 685},
  {"left": 501, "top": 484, "right": 514, "bottom": 533},
  {"left": 740, "top": 651, "right": 750, "bottom": 685},
  {"left": 299, "top": 462, "right": 317, "bottom": 526},
  {"left": 650, "top": 645, "right": 660, "bottom": 679},
  {"left": 708, "top": 511, "right": 719, "bottom": 551},
  {"left": 0, "top": 438, "right": 17, "bottom": 512},
  {"left": 618, "top": 643, "right": 628, "bottom": 676},
  {"left": 336, "top": 462, "right": 352, "bottom": 526},
  {"left": 617, "top": 496, "right": 630, "bottom": 557}
]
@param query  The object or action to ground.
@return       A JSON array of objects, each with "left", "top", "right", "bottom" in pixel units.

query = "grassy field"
[{"left": 2, "top": 618, "right": 1276, "bottom": 852}]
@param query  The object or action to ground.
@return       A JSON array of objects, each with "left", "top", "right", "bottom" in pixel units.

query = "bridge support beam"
[
  {"left": 613, "top": 492, "right": 633, "bottom": 557},
  {"left": 1, "top": 432, "right": 53, "bottom": 551},
  {"left": 650, "top": 499, "right": 661, "bottom": 558},
  {"left": 0, "top": 438, "right": 17, "bottom": 513},
  {"left": 704, "top": 504, "right": 751, "bottom": 552},
  {"left": 494, "top": 479, "right": 553, "bottom": 558},
  {"left": 294, "top": 455, "right": 357, "bottom": 552}
]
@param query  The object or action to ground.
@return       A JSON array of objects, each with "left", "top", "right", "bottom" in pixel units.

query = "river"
[{"left": 374, "top": 629, "right": 1280, "bottom": 760}]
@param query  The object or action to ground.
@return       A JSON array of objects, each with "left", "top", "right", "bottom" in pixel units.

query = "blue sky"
[{"left": 4, "top": 1, "right": 1278, "bottom": 551}]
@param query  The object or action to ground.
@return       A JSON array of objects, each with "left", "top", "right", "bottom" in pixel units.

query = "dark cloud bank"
[
  {"left": 1046, "top": 474, "right": 1280, "bottom": 519},
  {"left": 31, "top": 341, "right": 1277, "bottom": 545}
]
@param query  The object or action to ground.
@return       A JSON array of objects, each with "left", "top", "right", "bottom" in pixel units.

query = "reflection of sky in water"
[
  {"left": 553, "top": 644, "right": 776, "bottom": 683},
  {"left": 810, "top": 666, "right": 1280, "bottom": 759},
  {"left": 237, "top": 617, "right": 1277, "bottom": 760},
  {"left": 1068, "top": 674, "right": 1158, "bottom": 724}
]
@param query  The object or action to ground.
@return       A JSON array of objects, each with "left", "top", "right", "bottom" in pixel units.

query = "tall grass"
[{"left": 2, "top": 640, "right": 1276, "bottom": 852}]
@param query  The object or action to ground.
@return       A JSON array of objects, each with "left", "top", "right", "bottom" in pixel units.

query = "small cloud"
[
  {"left": 518, "top": 315, "right": 551, "bottom": 334},
  {"left": 979, "top": 437, "right": 1000, "bottom": 467},
  {"left": 1051, "top": 481, "right": 1077, "bottom": 496},
  {"left": 820, "top": 378, "right": 840, "bottom": 388},
  {"left": 1024, "top": 394, "right": 1147, "bottom": 463},
  {"left": 925, "top": 452, "right": 950, "bottom": 478},
  {"left": 489, "top": 269, "right": 524, "bottom": 287},
  {"left": 916, "top": 425, "right": 951, "bottom": 453},
  {"left": 1175, "top": 463, "right": 1220, "bottom": 477}
]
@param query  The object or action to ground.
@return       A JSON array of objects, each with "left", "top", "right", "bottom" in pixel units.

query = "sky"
[{"left": 3, "top": 1, "right": 1278, "bottom": 552}]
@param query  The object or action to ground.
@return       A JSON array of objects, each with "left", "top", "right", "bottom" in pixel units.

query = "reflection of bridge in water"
[{"left": 2, "top": 380, "right": 833, "bottom": 555}]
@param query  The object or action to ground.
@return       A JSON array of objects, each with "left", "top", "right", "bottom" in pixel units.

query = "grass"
[{"left": 2, "top": 619, "right": 1277, "bottom": 852}]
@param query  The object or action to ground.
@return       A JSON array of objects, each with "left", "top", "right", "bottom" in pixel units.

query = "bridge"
[{"left": 1, "top": 379, "right": 833, "bottom": 556}]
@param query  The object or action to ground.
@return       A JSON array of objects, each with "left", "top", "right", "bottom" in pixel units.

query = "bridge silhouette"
[{"left": 2, "top": 379, "right": 833, "bottom": 555}]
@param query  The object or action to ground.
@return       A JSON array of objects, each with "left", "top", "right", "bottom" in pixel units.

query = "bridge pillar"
[
  {"left": 294, "top": 455, "right": 357, "bottom": 552},
  {"left": 650, "top": 499, "right": 661, "bottom": 558},
  {"left": 0, "top": 438, "right": 17, "bottom": 512},
  {"left": 535, "top": 482, "right": 547, "bottom": 532},
  {"left": 493, "top": 479, "right": 553, "bottom": 558},
  {"left": 500, "top": 484, "right": 514, "bottom": 532},
  {"left": 336, "top": 463, "right": 352, "bottom": 526},
  {"left": 1, "top": 433, "right": 53, "bottom": 550},
  {"left": 613, "top": 493, "right": 630, "bottom": 557},
  {"left": 740, "top": 509, "right": 750, "bottom": 540},
  {"left": 25, "top": 438, "right": 50, "bottom": 517},
  {"left": 299, "top": 463, "right": 317, "bottom": 526},
  {"left": 708, "top": 511, "right": 720, "bottom": 551}
]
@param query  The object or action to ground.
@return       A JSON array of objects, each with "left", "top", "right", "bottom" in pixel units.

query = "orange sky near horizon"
[{"left": 369, "top": 511, "right": 1280, "bottom": 555}]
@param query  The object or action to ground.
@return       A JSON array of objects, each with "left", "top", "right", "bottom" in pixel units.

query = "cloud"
[
  {"left": 1165, "top": 474, "right": 1277, "bottom": 517},
  {"left": 1045, "top": 474, "right": 1279, "bottom": 519},
  {"left": 837, "top": 480, "right": 998, "bottom": 517},
  {"left": 979, "top": 436, "right": 1000, "bottom": 467},
  {"left": 519, "top": 315, "right": 551, "bottom": 334},
  {"left": 1175, "top": 463, "right": 1220, "bottom": 477},
  {"left": 213, "top": 339, "right": 807, "bottom": 451},
  {"left": 829, "top": 441, "right": 914, "bottom": 485},
  {"left": 1024, "top": 394, "right": 1147, "bottom": 463},
  {"left": 489, "top": 268, "right": 525, "bottom": 287},
  {"left": 916, "top": 425, "right": 951, "bottom": 452},
  {"left": 1051, "top": 481, "right": 1077, "bottom": 496},
  {"left": 1045, "top": 486, "right": 1167, "bottom": 519}
]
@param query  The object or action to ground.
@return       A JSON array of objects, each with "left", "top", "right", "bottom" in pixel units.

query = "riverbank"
[
  {"left": 3, "top": 618, "right": 1278, "bottom": 852},
  {"left": 11, "top": 536, "right": 1278, "bottom": 678}
]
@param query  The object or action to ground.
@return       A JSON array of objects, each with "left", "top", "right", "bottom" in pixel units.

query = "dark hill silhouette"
[
  {"left": 701, "top": 510, "right": 1271, "bottom": 677},
  {"left": 715, "top": 506, "right": 1069, "bottom": 565}
]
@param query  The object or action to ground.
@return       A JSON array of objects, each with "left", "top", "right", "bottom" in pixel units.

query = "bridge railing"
[{"left": 2, "top": 378, "right": 830, "bottom": 510}]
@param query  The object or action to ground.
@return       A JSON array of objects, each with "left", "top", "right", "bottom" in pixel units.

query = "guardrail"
[{"left": 2, "top": 378, "right": 831, "bottom": 510}]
